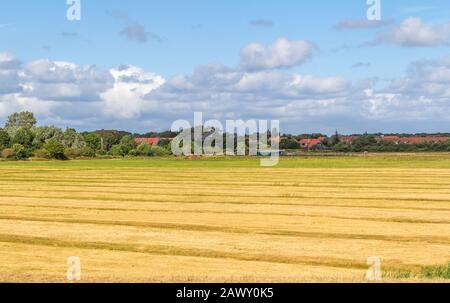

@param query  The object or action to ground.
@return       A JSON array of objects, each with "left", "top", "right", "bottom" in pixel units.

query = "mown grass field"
[{"left": 0, "top": 154, "right": 449, "bottom": 282}]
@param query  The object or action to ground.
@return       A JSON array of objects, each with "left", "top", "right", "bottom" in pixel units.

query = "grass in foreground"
[{"left": 0, "top": 154, "right": 449, "bottom": 282}]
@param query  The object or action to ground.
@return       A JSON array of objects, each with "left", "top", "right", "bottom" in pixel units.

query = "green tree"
[
  {"left": 83, "top": 133, "right": 101, "bottom": 151},
  {"left": 4, "top": 112, "right": 37, "bottom": 137},
  {"left": 13, "top": 128, "right": 34, "bottom": 148},
  {"left": 43, "top": 140, "right": 66, "bottom": 160},
  {"left": 110, "top": 144, "right": 126, "bottom": 157},
  {"left": 32, "top": 126, "right": 64, "bottom": 149},
  {"left": 280, "top": 138, "right": 300, "bottom": 150},
  {"left": 0, "top": 129, "right": 11, "bottom": 150},
  {"left": 120, "top": 135, "right": 137, "bottom": 154},
  {"left": 157, "top": 139, "right": 172, "bottom": 148},
  {"left": 12, "top": 144, "right": 28, "bottom": 160},
  {"left": 330, "top": 130, "right": 341, "bottom": 146},
  {"left": 62, "top": 128, "right": 85, "bottom": 149}
]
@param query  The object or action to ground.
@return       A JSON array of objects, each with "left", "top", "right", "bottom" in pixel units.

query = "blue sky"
[{"left": 1, "top": 0, "right": 450, "bottom": 134}]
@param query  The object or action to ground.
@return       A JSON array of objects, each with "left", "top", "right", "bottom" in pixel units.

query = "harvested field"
[{"left": 0, "top": 155, "right": 449, "bottom": 282}]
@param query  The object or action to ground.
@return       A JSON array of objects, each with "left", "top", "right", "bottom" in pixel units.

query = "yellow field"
[{"left": 0, "top": 155, "right": 449, "bottom": 282}]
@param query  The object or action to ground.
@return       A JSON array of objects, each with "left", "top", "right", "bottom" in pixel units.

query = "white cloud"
[
  {"left": 240, "top": 38, "right": 315, "bottom": 70},
  {"left": 101, "top": 65, "right": 165, "bottom": 119},
  {"left": 369, "top": 17, "right": 450, "bottom": 47},
  {"left": 1, "top": 46, "right": 450, "bottom": 133},
  {"left": 0, "top": 52, "right": 22, "bottom": 94},
  {"left": 22, "top": 59, "right": 114, "bottom": 101}
]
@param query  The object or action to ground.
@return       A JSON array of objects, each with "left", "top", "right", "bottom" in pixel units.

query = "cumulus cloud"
[
  {"left": 21, "top": 59, "right": 114, "bottom": 101},
  {"left": 1, "top": 44, "right": 450, "bottom": 133},
  {"left": 0, "top": 52, "right": 22, "bottom": 94},
  {"left": 360, "top": 58, "right": 450, "bottom": 121},
  {"left": 388, "top": 58, "right": 450, "bottom": 98},
  {"left": 367, "top": 17, "right": 450, "bottom": 47},
  {"left": 240, "top": 38, "right": 315, "bottom": 71},
  {"left": 101, "top": 65, "right": 165, "bottom": 119}
]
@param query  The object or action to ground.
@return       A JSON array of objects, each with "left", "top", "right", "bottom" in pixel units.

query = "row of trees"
[
  {"left": 280, "top": 132, "right": 450, "bottom": 152},
  {"left": 0, "top": 112, "right": 171, "bottom": 160},
  {"left": 331, "top": 135, "right": 450, "bottom": 153},
  {"left": 2, "top": 112, "right": 450, "bottom": 160}
]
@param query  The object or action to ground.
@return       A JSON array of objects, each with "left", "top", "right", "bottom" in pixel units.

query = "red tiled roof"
[
  {"left": 134, "top": 138, "right": 162, "bottom": 145},
  {"left": 299, "top": 138, "right": 325, "bottom": 149}
]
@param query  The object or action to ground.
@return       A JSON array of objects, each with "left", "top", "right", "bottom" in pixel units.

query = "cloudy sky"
[{"left": 1, "top": 0, "right": 450, "bottom": 134}]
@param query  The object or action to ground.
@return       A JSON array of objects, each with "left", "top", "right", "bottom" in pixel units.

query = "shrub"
[
  {"left": 151, "top": 145, "right": 171, "bottom": 156},
  {"left": 1, "top": 148, "right": 14, "bottom": 159},
  {"left": 96, "top": 149, "right": 107, "bottom": 156},
  {"left": 136, "top": 142, "right": 153, "bottom": 156},
  {"left": 34, "top": 149, "right": 51, "bottom": 159},
  {"left": 64, "top": 147, "right": 96, "bottom": 159},
  {"left": 128, "top": 149, "right": 139, "bottom": 157},
  {"left": 110, "top": 144, "right": 126, "bottom": 157},
  {"left": 43, "top": 140, "right": 66, "bottom": 160},
  {"left": 12, "top": 144, "right": 28, "bottom": 160}
]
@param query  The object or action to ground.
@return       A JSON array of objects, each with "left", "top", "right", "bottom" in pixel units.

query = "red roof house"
[
  {"left": 134, "top": 138, "right": 161, "bottom": 146},
  {"left": 299, "top": 137, "right": 326, "bottom": 150}
]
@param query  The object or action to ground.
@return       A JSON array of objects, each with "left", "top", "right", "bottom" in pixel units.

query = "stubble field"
[{"left": 0, "top": 154, "right": 449, "bottom": 282}]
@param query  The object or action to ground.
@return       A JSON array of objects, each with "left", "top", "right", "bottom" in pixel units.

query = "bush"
[
  {"left": 43, "top": 140, "right": 66, "bottom": 160},
  {"left": 96, "top": 149, "right": 107, "bottom": 156},
  {"left": 34, "top": 149, "right": 51, "bottom": 159},
  {"left": 1, "top": 148, "right": 14, "bottom": 159},
  {"left": 136, "top": 142, "right": 153, "bottom": 156},
  {"left": 110, "top": 144, "right": 126, "bottom": 157},
  {"left": 128, "top": 149, "right": 139, "bottom": 157},
  {"left": 64, "top": 147, "right": 96, "bottom": 159},
  {"left": 151, "top": 145, "right": 171, "bottom": 156},
  {"left": 12, "top": 144, "right": 28, "bottom": 160}
]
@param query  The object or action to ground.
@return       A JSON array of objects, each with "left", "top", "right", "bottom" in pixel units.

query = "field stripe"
[
  {"left": 1, "top": 216, "right": 450, "bottom": 245},
  {"left": 0, "top": 233, "right": 413, "bottom": 271},
  {"left": 1, "top": 202, "right": 450, "bottom": 224}
]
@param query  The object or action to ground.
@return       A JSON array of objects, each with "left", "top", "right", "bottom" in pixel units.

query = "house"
[
  {"left": 298, "top": 137, "right": 326, "bottom": 151},
  {"left": 134, "top": 137, "right": 174, "bottom": 146}
]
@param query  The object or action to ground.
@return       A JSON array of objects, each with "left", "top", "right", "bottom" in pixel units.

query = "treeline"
[
  {"left": 280, "top": 133, "right": 450, "bottom": 152},
  {"left": 331, "top": 135, "right": 450, "bottom": 153},
  {"left": 0, "top": 112, "right": 171, "bottom": 160}
]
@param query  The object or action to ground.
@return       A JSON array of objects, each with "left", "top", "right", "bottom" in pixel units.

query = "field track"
[{"left": 0, "top": 155, "right": 449, "bottom": 282}]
